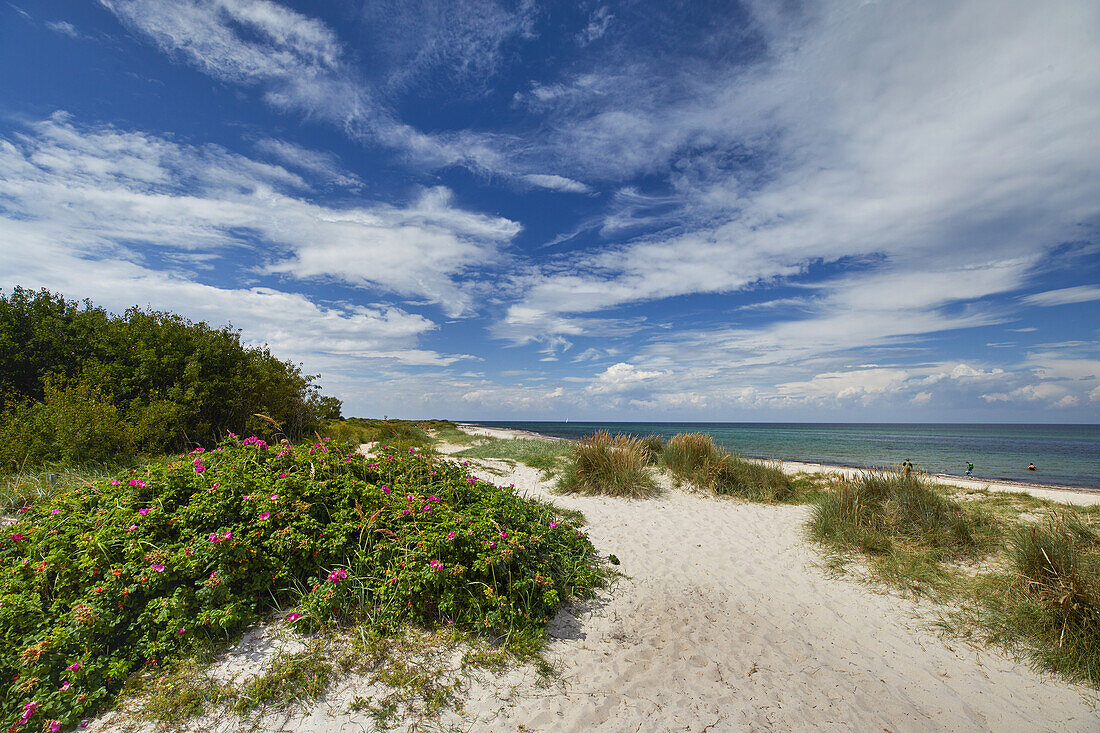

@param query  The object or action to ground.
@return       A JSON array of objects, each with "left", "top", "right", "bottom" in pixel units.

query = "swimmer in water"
[
  {"left": 1028, "top": 463, "right": 1036, "bottom": 471},
  {"left": 966, "top": 461, "right": 973, "bottom": 477}
]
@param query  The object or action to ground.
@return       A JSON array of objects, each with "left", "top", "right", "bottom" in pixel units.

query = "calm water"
[{"left": 471, "top": 422, "right": 1100, "bottom": 489}]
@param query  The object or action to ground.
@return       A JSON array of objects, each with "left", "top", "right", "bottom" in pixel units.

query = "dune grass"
[
  {"left": 557, "top": 431, "right": 657, "bottom": 498},
  {"left": 807, "top": 470, "right": 1100, "bottom": 685},
  {"left": 636, "top": 434, "right": 664, "bottom": 464},
  {"left": 662, "top": 432, "right": 724, "bottom": 482},
  {"left": 662, "top": 432, "right": 795, "bottom": 502},
  {"left": 808, "top": 470, "right": 993, "bottom": 557}
]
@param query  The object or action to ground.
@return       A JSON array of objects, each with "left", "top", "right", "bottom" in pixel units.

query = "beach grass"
[
  {"left": 662, "top": 432, "right": 724, "bottom": 482},
  {"left": 557, "top": 430, "right": 658, "bottom": 498},
  {"left": 429, "top": 425, "right": 483, "bottom": 446},
  {"left": 808, "top": 470, "right": 1100, "bottom": 685},
  {"left": 324, "top": 418, "right": 436, "bottom": 447},
  {"left": 710, "top": 455, "right": 796, "bottom": 502},
  {"left": 808, "top": 470, "right": 994, "bottom": 557},
  {"left": 662, "top": 432, "right": 794, "bottom": 502},
  {"left": 637, "top": 434, "right": 664, "bottom": 464}
]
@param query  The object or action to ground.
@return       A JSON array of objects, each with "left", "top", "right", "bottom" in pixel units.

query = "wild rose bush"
[{"left": 0, "top": 437, "right": 601, "bottom": 730}]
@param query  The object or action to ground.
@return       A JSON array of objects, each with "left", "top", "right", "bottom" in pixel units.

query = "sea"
[{"left": 470, "top": 422, "right": 1100, "bottom": 490}]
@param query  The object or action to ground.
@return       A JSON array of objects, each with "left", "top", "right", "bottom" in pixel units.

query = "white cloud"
[
  {"left": 360, "top": 0, "right": 536, "bottom": 92},
  {"left": 578, "top": 6, "right": 613, "bottom": 45},
  {"left": 46, "top": 20, "right": 83, "bottom": 38},
  {"left": 254, "top": 138, "right": 362, "bottom": 188},
  {"left": 1022, "top": 285, "right": 1100, "bottom": 307},
  {"left": 981, "top": 383, "right": 1068, "bottom": 403},
  {"left": 97, "top": 0, "right": 546, "bottom": 186},
  {"left": 587, "top": 362, "right": 664, "bottom": 394},
  {"left": 501, "top": 0, "right": 1100, "bottom": 350},
  {"left": 521, "top": 174, "right": 592, "bottom": 193},
  {"left": 0, "top": 114, "right": 519, "bottom": 317}
]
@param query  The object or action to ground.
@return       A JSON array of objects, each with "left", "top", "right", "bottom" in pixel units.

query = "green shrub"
[
  {"left": 808, "top": 471, "right": 987, "bottom": 556},
  {"left": 558, "top": 431, "right": 657, "bottom": 498},
  {"left": 0, "top": 437, "right": 601, "bottom": 729},
  {"left": 0, "top": 287, "right": 342, "bottom": 470},
  {"left": 372, "top": 421, "right": 430, "bottom": 447},
  {"left": 0, "top": 381, "right": 132, "bottom": 468}
]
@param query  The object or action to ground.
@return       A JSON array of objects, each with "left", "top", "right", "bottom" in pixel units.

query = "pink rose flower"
[{"left": 259, "top": 511, "right": 271, "bottom": 521}]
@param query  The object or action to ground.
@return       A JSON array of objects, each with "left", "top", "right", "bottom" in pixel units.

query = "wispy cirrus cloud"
[
  {"left": 97, "top": 0, "right": 587, "bottom": 194},
  {"left": 1022, "top": 285, "right": 1100, "bottom": 307},
  {"left": 502, "top": 0, "right": 1100, "bottom": 356}
]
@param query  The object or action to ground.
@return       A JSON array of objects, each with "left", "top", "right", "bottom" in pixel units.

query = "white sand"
[{"left": 93, "top": 428, "right": 1100, "bottom": 731}]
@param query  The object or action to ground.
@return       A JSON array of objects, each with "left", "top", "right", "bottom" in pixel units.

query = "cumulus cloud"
[{"left": 587, "top": 362, "right": 664, "bottom": 394}]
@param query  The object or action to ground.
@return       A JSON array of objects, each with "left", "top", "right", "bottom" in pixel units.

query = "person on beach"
[
  {"left": 966, "top": 461, "right": 973, "bottom": 477},
  {"left": 903, "top": 459, "right": 913, "bottom": 477},
  {"left": 1028, "top": 463, "right": 1036, "bottom": 471}
]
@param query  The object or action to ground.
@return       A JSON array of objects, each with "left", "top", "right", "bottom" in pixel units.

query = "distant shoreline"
[{"left": 457, "top": 423, "right": 1100, "bottom": 506}]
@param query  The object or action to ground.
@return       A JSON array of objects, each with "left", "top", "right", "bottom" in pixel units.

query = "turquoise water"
[{"left": 472, "top": 422, "right": 1100, "bottom": 489}]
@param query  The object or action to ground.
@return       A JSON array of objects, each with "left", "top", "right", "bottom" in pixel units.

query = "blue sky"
[{"left": 1, "top": 0, "right": 1098, "bottom": 422}]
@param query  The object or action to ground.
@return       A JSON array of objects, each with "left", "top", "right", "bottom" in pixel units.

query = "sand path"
[{"left": 443, "top": 460, "right": 1099, "bottom": 732}]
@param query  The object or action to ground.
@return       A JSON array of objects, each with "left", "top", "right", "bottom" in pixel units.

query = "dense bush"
[
  {"left": 0, "top": 437, "right": 601, "bottom": 730},
  {"left": 0, "top": 287, "right": 342, "bottom": 469},
  {"left": 558, "top": 431, "right": 657, "bottom": 498}
]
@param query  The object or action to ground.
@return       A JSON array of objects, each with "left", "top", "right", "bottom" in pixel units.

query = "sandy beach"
[{"left": 93, "top": 426, "right": 1100, "bottom": 732}]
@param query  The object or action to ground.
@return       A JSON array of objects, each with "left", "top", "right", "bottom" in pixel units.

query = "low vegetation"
[
  {"left": 0, "top": 436, "right": 603, "bottom": 730},
  {"left": 557, "top": 431, "right": 657, "bottom": 498},
  {"left": 663, "top": 432, "right": 794, "bottom": 502},
  {"left": 323, "top": 418, "right": 442, "bottom": 448},
  {"left": 452, "top": 438, "right": 574, "bottom": 476},
  {"left": 808, "top": 470, "right": 1100, "bottom": 685},
  {"left": 808, "top": 471, "right": 991, "bottom": 558}
]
